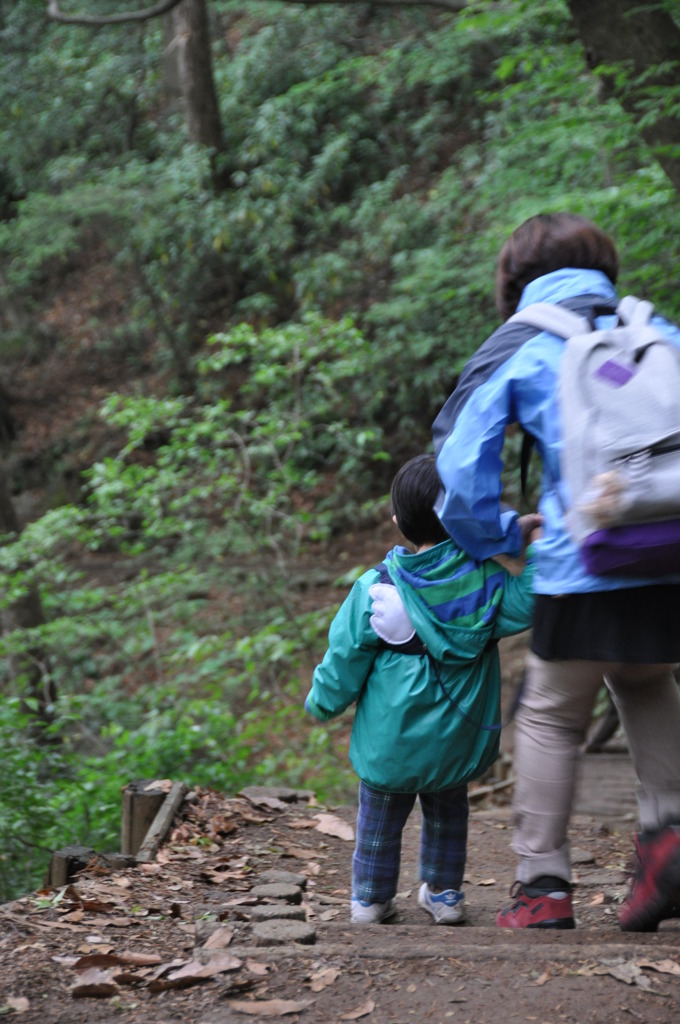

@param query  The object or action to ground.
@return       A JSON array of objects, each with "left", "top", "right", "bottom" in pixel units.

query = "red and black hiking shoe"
[
  {"left": 619, "top": 825, "right": 680, "bottom": 932},
  {"left": 496, "top": 881, "right": 575, "bottom": 929}
]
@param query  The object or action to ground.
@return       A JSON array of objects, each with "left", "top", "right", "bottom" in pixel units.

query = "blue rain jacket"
[{"left": 434, "top": 267, "right": 680, "bottom": 595}]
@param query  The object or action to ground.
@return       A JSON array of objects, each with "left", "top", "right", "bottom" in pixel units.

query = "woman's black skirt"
[{"left": 531, "top": 585, "right": 680, "bottom": 663}]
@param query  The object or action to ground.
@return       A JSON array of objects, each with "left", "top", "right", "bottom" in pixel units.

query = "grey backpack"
[{"left": 509, "top": 297, "right": 680, "bottom": 576}]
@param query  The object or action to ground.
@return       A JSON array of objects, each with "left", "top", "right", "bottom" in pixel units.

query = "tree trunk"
[
  {"left": 566, "top": 0, "right": 680, "bottom": 192},
  {"left": 166, "top": 0, "right": 223, "bottom": 152},
  {"left": 48, "top": 1, "right": 224, "bottom": 155},
  {"left": 161, "top": 11, "right": 184, "bottom": 113}
]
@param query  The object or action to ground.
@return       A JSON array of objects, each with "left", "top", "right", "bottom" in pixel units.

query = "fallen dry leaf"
[
  {"left": 73, "top": 951, "right": 163, "bottom": 971},
  {"left": 475, "top": 878, "right": 497, "bottom": 887},
  {"left": 534, "top": 971, "right": 550, "bottom": 986},
  {"left": 309, "top": 966, "right": 341, "bottom": 991},
  {"left": 197, "top": 951, "right": 242, "bottom": 974},
  {"left": 207, "top": 815, "right": 238, "bottom": 836},
  {"left": 73, "top": 953, "right": 128, "bottom": 972},
  {"left": 144, "top": 779, "right": 174, "bottom": 792},
  {"left": 4, "top": 997, "right": 30, "bottom": 1014},
  {"left": 635, "top": 958, "right": 680, "bottom": 977},
  {"left": 147, "top": 958, "right": 186, "bottom": 980},
  {"left": 282, "top": 845, "right": 317, "bottom": 860},
  {"left": 155, "top": 951, "right": 242, "bottom": 989},
  {"left": 60, "top": 909, "right": 85, "bottom": 923},
  {"left": 201, "top": 866, "right": 251, "bottom": 884},
  {"left": 227, "top": 998, "right": 314, "bottom": 1015},
  {"left": 245, "top": 960, "right": 271, "bottom": 976},
  {"left": 203, "top": 926, "right": 235, "bottom": 950},
  {"left": 237, "top": 810, "right": 273, "bottom": 825},
  {"left": 78, "top": 942, "right": 114, "bottom": 954},
  {"left": 287, "top": 818, "right": 318, "bottom": 830},
  {"left": 118, "top": 951, "right": 164, "bottom": 966},
  {"left": 580, "top": 959, "right": 654, "bottom": 991},
  {"left": 37, "top": 920, "right": 85, "bottom": 932},
  {"left": 71, "top": 967, "right": 119, "bottom": 998},
  {"left": 243, "top": 794, "right": 290, "bottom": 811},
  {"left": 588, "top": 893, "right": 605, "bottom": 906},
  {"left": 340, "top": 998, "right": 376, "bottom": 1019},
  {"left": 314, "top": 813, "right": 355, "bottom": 841},
  {"left": 78, "top": 899, "right": 119, "bottom": 914},
  {"left": 176, "top": 923, "right": 196, "bottom": 937}
]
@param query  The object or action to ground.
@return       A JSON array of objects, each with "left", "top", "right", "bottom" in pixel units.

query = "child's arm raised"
[{"left": 305, "top": 572, "right": 381, "bottom": 721}]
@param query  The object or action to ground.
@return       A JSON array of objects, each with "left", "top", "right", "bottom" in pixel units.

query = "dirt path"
[{"left": 2, "top": 753, "right": 679, "bottom": 1024}]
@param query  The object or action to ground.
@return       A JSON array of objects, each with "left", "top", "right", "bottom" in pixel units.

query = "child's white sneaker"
[
  {"left": 351, "top": 897, "right": 397, "bottom": 924},
  {"left": 418, "top": 883, "right": 466, "bottom": 924}
]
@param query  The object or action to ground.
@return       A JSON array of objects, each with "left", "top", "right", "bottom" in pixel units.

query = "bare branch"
[
  {"left": 47, "top": 0, "right": 469, "bottom": 28},
  {"left": 47, "top": 1, "right": 185, "bottom": 26},
  {"left": 272, "top": 0, "right": 468, "bottom": 10}
]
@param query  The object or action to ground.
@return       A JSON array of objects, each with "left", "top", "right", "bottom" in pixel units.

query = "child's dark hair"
[{"left": 390, "top": 454, "right": 451, "bottom": 547}]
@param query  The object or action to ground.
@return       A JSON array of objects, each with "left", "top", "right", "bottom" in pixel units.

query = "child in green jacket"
[{"left": 305, "top": 454, "right": 538, "bottom": 925}]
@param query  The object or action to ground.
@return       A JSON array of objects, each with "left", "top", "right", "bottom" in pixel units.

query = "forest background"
[{"left": 1, "top": 0, "right": 679, "bottom": 904}]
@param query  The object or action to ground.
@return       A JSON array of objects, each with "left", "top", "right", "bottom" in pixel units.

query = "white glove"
[{"left": 368, "top": 583, "right": 416, "bottom": 645}]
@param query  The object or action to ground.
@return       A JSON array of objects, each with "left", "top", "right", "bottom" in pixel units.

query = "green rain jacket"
[{"left": 305, "top": 540, "right": 535, "bottom": 793}]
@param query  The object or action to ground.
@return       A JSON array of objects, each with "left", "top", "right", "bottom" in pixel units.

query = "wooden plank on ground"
[{"left": 135, "top": 781, "right": 188, "bottom": 863}]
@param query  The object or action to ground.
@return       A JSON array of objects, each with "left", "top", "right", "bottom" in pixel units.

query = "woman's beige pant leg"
[
  {"left": 511, "top": 655, "right": 680, "bottom": 884},
  {"left": 511, "top": 654, "right": 607, "bottom": 884},
  {"left": 606, "top": 664, "right": 680, "bottom": 833}
]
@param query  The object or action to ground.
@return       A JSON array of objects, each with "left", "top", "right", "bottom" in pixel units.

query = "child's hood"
[{"left": 374, "top": 541, "right": 506, "bottom": 663}]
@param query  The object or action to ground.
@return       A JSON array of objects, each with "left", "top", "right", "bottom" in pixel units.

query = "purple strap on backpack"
[{"left": 580, "top": 520, "right": 680, "bottom": 577}]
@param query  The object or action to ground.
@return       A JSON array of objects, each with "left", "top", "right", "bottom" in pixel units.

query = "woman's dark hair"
[
  {"left": 390, "top": 454, "right": 450, "bottom": 547},
  {"left": 495, "top": 212, "right": 620, "bottom": 321}
]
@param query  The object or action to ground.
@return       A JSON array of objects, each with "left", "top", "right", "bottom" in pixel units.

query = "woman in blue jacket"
[{"left": 434, "top": 213, "right": 680, "bottom": 931}]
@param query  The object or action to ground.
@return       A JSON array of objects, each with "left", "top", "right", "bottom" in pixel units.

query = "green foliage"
[
  {"left": 0, "top": 185, "right": 130, "bottom": 293},
  {"left": 78, "top": 313, "right": 388, "bottom": 556},
  {"left": 0, "top": 2, "right": 160, "bottom": 191},
  {"left": 0, "top": 314, "right": 380, "bottom": 900},
  {"left": 5, "top": 1, "right": 680, "bottom": 385}
]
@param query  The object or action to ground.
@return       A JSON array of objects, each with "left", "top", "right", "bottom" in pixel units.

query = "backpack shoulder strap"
[
  {"left": 507, "top": 302, "right": 590, "bottom": 339},
  {"left": 375, "top": 561, "right": 390, "bottom": 583},
  {"left": 510, "top": 303, "right": 589, "bottom": 498}
]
